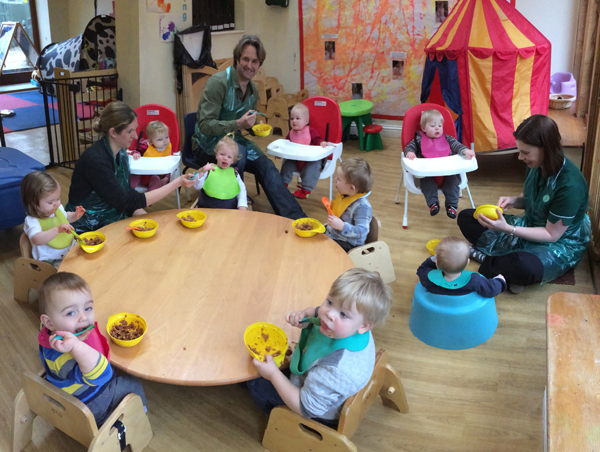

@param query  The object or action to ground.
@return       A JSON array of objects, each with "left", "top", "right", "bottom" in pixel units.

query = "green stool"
[
  {"left": 363, "top": 124, "right": 383, "bottom": 152},
  {"left": 339, "top": 99, "right": 374, "bottom": 152}
]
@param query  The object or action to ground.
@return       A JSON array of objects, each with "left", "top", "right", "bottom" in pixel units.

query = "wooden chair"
[
  {"left": 13, "top": 370, "right": 152, "bottom": 452},
  {"left": 347, "top": 216, "right": 396, "bottom": 284},
  {"left": 262, "top": 349, "right": 408, "bottom": 452},
  {"left": 13, "top": 233, "right": 57, "bottom": 303},
  {"left": 296, "top": 89, "right": 309, "bottom": 103},
  {"left": 266, "top": 97, "right": 290, "bottom": 136}
]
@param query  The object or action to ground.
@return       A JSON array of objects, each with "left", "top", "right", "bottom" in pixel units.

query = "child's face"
[
  {"left": 423, "top": 118, "right": 444, "bottom": 139},
  {"left": 41, "top": 289, "right": 95, "bottom": 340},
  {"left": 39, "top": 186, "right": 61, "bottom": 216},
  {"left": 151, "top": 131, "right": 170, "bottom": 151},
  {"left": 334, "top": 166, "right": 356, "bottom": 195},
  {"left": 318, "top": 295, "right": 371, "bottom": 339},
  {"left": 215, "top": 146, "right": 236, "bottom": 169},
  {"left": 290, "top": 109, "right": 309, "bottom": 131}
]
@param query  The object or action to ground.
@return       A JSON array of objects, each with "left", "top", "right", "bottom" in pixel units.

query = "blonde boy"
[
  {"left": 417, "top": 236, "right": 506, "bottom": 297},
  {"left": 38, "top": 272, "right": 146, "bottom": 426},
  {"left": 250, "top": 268, "right": 392, "bottom": 426}
]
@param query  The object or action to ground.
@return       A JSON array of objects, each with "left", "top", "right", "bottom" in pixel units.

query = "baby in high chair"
[
  {"left": 404, "top": 109, "right": 475, "bottom": 219},
  {"left": 21, "top": 171, "right": 86, "bottom": 269},
  {"left": 131, "top": 120, "right": 173, "bottom": 191},
  {"left": 191, "top": 134, "right": 248, "bottom": 210},
  {"left": 280, "top": 102, "right": 328, "bottom": 199}
]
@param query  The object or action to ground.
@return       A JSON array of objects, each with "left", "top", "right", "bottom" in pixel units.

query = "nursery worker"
[
  {"left": 458, "top": 115, "right": 591, "bottom": 294},
  {"left": 67, "top": 101, "right": 194, "bottom": 232},
  {"left": 192, "top": 34, "right": 305, "bottom": 220}
]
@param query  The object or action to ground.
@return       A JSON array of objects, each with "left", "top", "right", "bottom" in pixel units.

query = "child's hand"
[
  {"left": 327, "top": 214, "right": 344, "bottom": 231},
  {"left": 462, "top": 149, "right": 476, "bottom": 159},
  {"left": 50, "top": 331, "right": 77, "bottom": 353},
  {"left": 238, "top": 206, "right": 248, "bottom": 211},
  {"left": 160, "top": 175, "right": 170, "bottom": 186},
  {"left": 132, "top": 151, "right": 141, "bottom": 160},
  {"left": 201, "top": 162, "right": 216, "bottom": 173},
  {"left": 286, "top": 310, "right": 307, "bottom": 328},
  {"left": 75, "top": 206, "right": 86, "bottom": 219},
  {"left": 58, "top": 223, "right": 74, "bottom": 234},
  {"left": 494, "top": 274, "right": 506, "bottom": 282},
  {"left": 253, "top": 354, "right": 281, "bottom": 381},
  {"left": 319, "top": 141, "right": 328, "bottom": 148},
  {"left": 406, "top": 152, "right": 417, "bottom": 160}
]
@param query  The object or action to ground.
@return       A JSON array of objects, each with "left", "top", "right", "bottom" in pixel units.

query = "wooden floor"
[{"left": 1, "top": 134, "right": 594, "bottom": 452}]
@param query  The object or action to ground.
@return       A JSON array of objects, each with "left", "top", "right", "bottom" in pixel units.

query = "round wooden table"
[{"left": 60, "top": 209, "right": 353, "bottom": 386}]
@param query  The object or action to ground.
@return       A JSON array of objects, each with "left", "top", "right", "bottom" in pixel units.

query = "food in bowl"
[
  {"left": 181, "top": 215, "right": 196, "bottom": 222},
  {"left": 83, "top": 236, "right": 104, "bottom": 246},
  {"left": 137, "top": 226, "right": 154, "bottom": 231},
  {"left": 295, "top": 221, "right": 314, "bottom": 231},
  {"left": 110, "top": 317, "right": 144, "bottom": 341},
  {"left": 244, "top": 322, "right": 288, "bottom": 366}
]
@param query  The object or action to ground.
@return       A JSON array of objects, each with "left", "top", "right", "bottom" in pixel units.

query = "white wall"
[{"left": 516, "top": 0, "right": 580, "bottom": 75}]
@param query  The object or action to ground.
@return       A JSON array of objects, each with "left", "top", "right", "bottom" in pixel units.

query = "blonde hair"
[
  {"left": 329, "top": 268, "right": 392, "bottom": 326},
  {"left": 39, "top": 272, "right": 91, "bottom": 315},
  {"left": 146, "top": 120, "right": 169, "bottom": 141},
  {"left": 420, "top": 109, "right": 444, "bottom": 130},
  {"left": 340, "top": 157, "right": 373, "bottom": 193},
  {"left": 20, "top": 171, "right": 60, "bottom": 219},
  {"left": 290, "top": 103, "right": 309, "bottom": 121},
  {"left": 92, "top": 101, "right": 137, "bottom": 135},
  {"left": 215, "top": 134, "right": 240, "bottom": 161},
  {"left": 436, "top": 236, "right": 470, "bottom": 273}
]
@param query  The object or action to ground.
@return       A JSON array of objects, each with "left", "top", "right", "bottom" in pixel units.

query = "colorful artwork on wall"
[
  {"left": 300, "top": 0, "right": 455, "bottom": 119},
  {"left": 159, "top": 14, "right": 185, "bottom": 42},
  {"left": 147, "top": 0, "right": 172, "bottom": 13}
]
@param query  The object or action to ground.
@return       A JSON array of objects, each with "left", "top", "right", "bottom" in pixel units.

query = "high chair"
[
  {"left": 13, "top": 233, "right": 57, "bottom": 303},
  {"left": 395, "top": 103, "right": 477, "bottom": 229},
  {"left": 262, "top": 349, "right": 408, "bottom": 452},
  {"left": 347, "top": 216, "right": 396, "bottom": 284},
  {"left": 13, "top": 370, "right": 152, "bottom": 452}
]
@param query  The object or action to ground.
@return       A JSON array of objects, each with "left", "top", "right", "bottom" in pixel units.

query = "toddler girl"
[
  {"left": 131, "top": 120, "right": 173, "bottom": 191},
  {"left": 280, "top": 103, "right": 328, "bottom": 199},
  {"left": 191, "top": 134, "right": 248, "bottom": 210},
  {"left": 21, "top": 171, "right": 86, "bottom": 269},
  {"left": 404, "top": 109, "right": 475, "bottom": 219}
]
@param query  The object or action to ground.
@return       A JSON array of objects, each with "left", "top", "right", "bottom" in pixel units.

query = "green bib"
[
  {"left": 38, "top": 208, "right": 73, "bottom": 249},
  {"left": 203, "top": 167, "right": 240, "bottom": 200},
  {"left": 427, "top": 269, "right": 474, "bottom": 289},
  {"left": 290, "top": 321, "right": 370, "bottom": 376}
]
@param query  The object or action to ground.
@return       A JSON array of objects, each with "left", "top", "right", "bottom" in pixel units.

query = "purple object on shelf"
[{"left": 550, "top": 72, "right": 577, "bottom": 100}]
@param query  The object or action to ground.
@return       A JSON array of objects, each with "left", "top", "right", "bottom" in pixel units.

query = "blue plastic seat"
[{"left": 409, "top": 282, "right": 498, "bottom": 350}]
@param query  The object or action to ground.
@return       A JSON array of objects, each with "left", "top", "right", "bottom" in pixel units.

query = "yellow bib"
[
  {"left": 38, "top": 208, "right": 73, "bottom": 249},
  {"left": 330, "top": 192, "right": 366, "bottom": 217},
  {"left": 143, "top": 143, "right": 172, "bottom": 158}
]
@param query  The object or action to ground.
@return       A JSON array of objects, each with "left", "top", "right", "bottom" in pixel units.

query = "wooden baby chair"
[
  {"left": 347, "top": 216, "right": 396, "bottom": 284},
  {"left": 13, "top": 370, "right": 152, "bottom": 452},
  {"left": 262, "top": 349, "right": 408, "bottom": 452},
  {"left": 13, "top": 233, "right": 57, "bottom": 303},
  {"left": 266, "top": 97, "right": 290, "bottom": 136}
]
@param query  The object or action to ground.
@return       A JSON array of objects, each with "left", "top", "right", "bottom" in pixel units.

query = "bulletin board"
[{"left": 299, "top": 0, "right": 455, "bottom": 119}]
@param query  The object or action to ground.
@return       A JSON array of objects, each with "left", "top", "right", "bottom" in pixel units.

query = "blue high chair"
[{"left": 409, "top": 282, "right": 498, "bottom": 350}]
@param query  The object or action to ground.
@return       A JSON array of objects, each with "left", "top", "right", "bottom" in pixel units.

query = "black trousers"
[{"left": 457, "top": 209, "right": 544, "bottom": 286}]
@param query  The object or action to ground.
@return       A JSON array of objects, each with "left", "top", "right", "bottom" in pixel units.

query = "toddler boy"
[
  {"left": 249, "top": 268, "right": 393, "bottom": 426},
  {"left": 38, "top": 272, "right": 147, "bottom": 426},
  {"left": 325, "top": 157, "right": 373, "bottom": 251},
  {"left": 417, "top": 236, "right": 506, "bottom": 297}
]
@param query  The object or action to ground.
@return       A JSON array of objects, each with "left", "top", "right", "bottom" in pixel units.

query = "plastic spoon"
[
  {"left": 53, "top": 324, "right": 96, "bottom": 341},
  {"left": 125, "top": 226, "right": 143, "bottom": 231},
  {"left": 69, "top": 229, "right": 87, "bottom": 245},
  {"left": 252, "top": 111, "right": 266, "bottom": 116},
  {"left": 300, "top": 317, "right": 321, "bottom": 326},
  {"left": 321, "top": 197, "right": 333, "bottom": 216}
]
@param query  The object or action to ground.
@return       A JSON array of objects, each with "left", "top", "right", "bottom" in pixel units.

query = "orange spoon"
[
  {"left": 322, "top": 196, "right": 333, "bottom": 216},
  {"left": 125, "top": 226, "right": 143, "bottom": 231}
]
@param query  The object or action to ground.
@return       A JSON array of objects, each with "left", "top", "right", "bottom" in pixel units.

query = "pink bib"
[
  {"left": 419, "top": 131, "right": 451, "bottom": 159},
  {"left": 289, "top": 125, "right": 312, "bottom": 145}
]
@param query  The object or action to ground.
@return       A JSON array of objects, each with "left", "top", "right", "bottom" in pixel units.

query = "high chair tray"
[
  {"left": 128, "top": 154, "right": 181, "bottom": 175},
  {"left": 401, "top": 154, "right": 478, "bottom": 177},
  {"left": 267, "top": 139, "right": 340, "bottom": 161}
]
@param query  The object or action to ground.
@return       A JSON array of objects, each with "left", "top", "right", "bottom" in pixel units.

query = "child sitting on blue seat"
[
  {"left": 248, "top": 268, "right": 392, "bottom": 427},
  {"left": 38, "top": 272, "right": 147, "bottom": 426},
  {"left": 325, "top": 157, "right": 373, "bottom": 251},
  {"left": 418, "top": 236, "right": 506, "bottom": 297}
]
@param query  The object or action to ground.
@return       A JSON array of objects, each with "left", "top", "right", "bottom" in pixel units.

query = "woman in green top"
[
  {"left": 458, "top": 115, "right": 591, "bottom": 293},
  {"left": 67, "top": 101, "right": 194, "bottom": 232}
]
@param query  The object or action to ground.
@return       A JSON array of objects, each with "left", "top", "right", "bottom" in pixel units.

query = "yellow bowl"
[
  {"left": 426, "top": 239, "right": 441, "bottom": 256},
  {"left": 473, "top": 204, "right": 503, "bottom": 220},
  {"left": 252, "top": 123, "right": 272, "bottom": 137},
  {"left": 176, "top": 210, "right": 207, "bottom": 229},
  {"left": 244, "top": 322, "right": 288, "bottom": 366},
  {"left": 79, "top": 231, "right": 107, "bottom": 254},
  {"left": 106, "top": 312, "right": 147, "bottom": 348},
  {"left": 129, "top": 219, "right": 158, "bottom": 238},
  {"left": 292, "top": 217, "right": 326, "bottom": 238}
]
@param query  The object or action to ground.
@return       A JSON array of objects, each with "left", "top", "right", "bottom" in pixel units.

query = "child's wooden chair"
[
  {"left": 347, "top": 216, "right": 396, "bottom": 284},
  {"left": 266, "top": 97, "right": 290, "bottom": 136},
  {"left": 262, "top": 349, "right": 408, "bottom": 452},
  {"left": 13, "top": 233, "right": 57, "bottom": 303},
  {"left": 13, "top": 370, "right": 152, "bottom": 452}
]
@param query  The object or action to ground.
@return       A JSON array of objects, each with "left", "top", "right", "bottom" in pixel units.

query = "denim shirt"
[{"left": 325, "top": 191, "right": 372, "bottom": 246}]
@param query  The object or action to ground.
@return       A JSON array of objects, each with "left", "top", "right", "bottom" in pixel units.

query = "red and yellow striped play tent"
[{"left": 421, "top": 0, "right": 551, "bottom": 152}]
